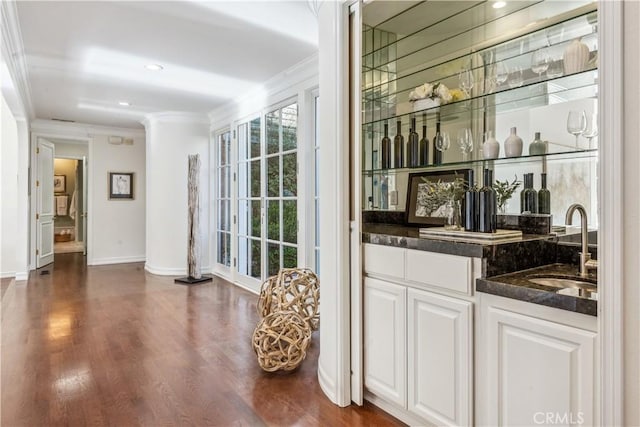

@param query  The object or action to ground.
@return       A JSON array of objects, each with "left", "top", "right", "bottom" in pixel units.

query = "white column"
[
  {"left": 142, "top": 113, "right": 211, "bottom": 276},
  {"left": 317, "top": 1, "right": 351, "bottom": 407},
  {"left": 15, "top": 118, "right": 29, "bottom": 280}
]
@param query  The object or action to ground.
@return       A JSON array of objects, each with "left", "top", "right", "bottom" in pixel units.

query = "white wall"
[
  {"left": 1, "top": 94, "right": 19, "bottom": 278},
  {"left": 90, "top": 134, "right": 146, "bottom": 265},
  {"left": 55, "top": 141, "right": 88, "bottom": 158},
  {"left": 623, "top": 2, "right": 640, "bottom": 424},
  {"left": 143, "top": 113, "right": 210, "bottom": 275}
]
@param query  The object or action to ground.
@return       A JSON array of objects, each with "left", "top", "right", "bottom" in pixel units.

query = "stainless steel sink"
[{"left": 528, "top": 277, "right": 598, "bottom": 299}]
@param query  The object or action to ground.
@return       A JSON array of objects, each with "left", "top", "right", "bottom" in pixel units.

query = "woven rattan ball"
[
  {"left": 275, "top": 268, "right": 320, "bottom": 330},
  {"left": 252, "top": 310, "right": 311, "bottom": 372},
  {"left": 257, "top": 275, "right": 278, "bottom": 318}
]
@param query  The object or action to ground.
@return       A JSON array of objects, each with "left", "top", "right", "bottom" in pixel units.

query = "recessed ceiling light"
[
  {"left": 493, "top": 1, "right": 507, "bottom": 9},
  {"left": 145, "top": 64, "right": 163, "bottom": 71},
  {"left": 118, "top": 101, "right": 130, "bottom": 106}
]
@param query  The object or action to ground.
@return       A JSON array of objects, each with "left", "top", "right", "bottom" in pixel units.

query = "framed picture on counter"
[
  {"left": 405, "top": 169, "right": 471, "bottom": 226},
  {"left": 108, "top": 172, "right": 134, "bottom": 200}
]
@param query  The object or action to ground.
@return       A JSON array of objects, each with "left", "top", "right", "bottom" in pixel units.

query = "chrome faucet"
[{"left": 565, "top": 204, "right": 597, "bottom": 277}]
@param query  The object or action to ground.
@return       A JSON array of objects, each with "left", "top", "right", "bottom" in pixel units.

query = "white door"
[
  {"left": 407, "top": 288, "right": 472, "bottom": 426},
  {"left": 485, "top": 306, "right": 597, "bottom": 426},
  {"left": 364, "top": 277, "right": 406, "bottom": 407},
  {"left": 82, "top": 156, "right": 88, "bottom": 256},
  {"left": 36, "top": 139, "right": 55, "bottom": 267}
]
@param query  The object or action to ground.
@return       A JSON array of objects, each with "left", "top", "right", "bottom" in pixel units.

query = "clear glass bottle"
[{"left": 538, "top": 173, "right": 551, "bottom": 214}]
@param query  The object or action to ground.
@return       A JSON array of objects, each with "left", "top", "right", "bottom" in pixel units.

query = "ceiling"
[{"left": 13, "top": 1, "right": 318, "bottom": 129}]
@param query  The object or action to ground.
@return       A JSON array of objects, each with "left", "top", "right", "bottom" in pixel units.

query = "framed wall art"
[
  {"left": 54, "top": 175, "right": 66, "bottom": 193},
  {"left": 108, "top": 172, "right": 134, "bottom": 200}
]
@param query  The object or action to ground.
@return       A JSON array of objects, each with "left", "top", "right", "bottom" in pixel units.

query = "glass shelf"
[
  {"left": 363, "top": 67, "right": 598, "bottom": 127},
  {"left": 362, "top": 12, "right": 597, "bottom": 103},
  {"left": 362, "top": 149, "right": 598, "bottom": 176}
]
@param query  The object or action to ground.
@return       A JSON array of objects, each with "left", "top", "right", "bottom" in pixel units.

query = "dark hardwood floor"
[{"left": 1, "top": 253, "right": 402, "bottom": 426}]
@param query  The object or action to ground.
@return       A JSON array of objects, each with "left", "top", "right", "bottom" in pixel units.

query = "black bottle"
[
  {"left": 418, "top": 114, "right": 429, "bottom": 166},
  {"left": 433, "top": 119, "right": 443, "bottom": 165},
  {"left": 393, "top": 120, "right": 404, "bottom": 168},
  {"left": 464, "top": 169, "right": 478, "bottom": 232},
  {"left": 520, "top": 173, "right": 538, "bottom": 214},
  {"left": 478, "top": 169, "right": 497, "bottom": 233},
  {"left": 381, "top": 123, "right": 391, "bottom": 169},
  {"left": 407, "top": 117, "right": 420, "bottom": 168},
  {"left": 538, "top": 173, "right": 551, "bottom": 214}
]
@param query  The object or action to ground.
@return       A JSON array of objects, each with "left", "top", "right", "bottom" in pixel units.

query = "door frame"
[{"left": 30, "top": 133, "right": 92, "bottom": 270}]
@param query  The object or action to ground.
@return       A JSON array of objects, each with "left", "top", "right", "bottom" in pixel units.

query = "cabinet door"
[
  {"left": 407, "top": 288, "right": 472, "bottom": 426},
  {"left": 485, "top": 306, "right": 597, "bottom": 426},
  {"left": 364, "top": 277, "right": 406, "bottom": 407}
]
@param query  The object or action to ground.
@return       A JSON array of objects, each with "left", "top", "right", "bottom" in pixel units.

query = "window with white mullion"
[
  {"left": 313, "top": 94, "right": 320, "bottom": 273},
  {"left": 215, "top": 130, "right": 232, "bottom": 267}
]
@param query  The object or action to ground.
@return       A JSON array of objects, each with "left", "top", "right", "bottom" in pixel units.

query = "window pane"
[
  {"left": 218, "top": 168, "right": 227, "bottom": 198},
  {"left": 238, "top": 237, "right": 248, "bottom": 275},
  {"left": 251, "top": 200, "right": 261, "bottom": 237},
  {"left": 250, "top": 118, "right": 261, "bottom": 158},
  {"left": 283, "top": 245, "right": 297, "bottom": 269},
  {"left": 315, "top": 249, "right": 320, "bottom": 275},
  {"left": 283, "top": 200, "right": 297, "bottom": 244},
  {"left": 238, "top": 123, "right": 247, "bottom": 161},
  {"left": 283, "top": 152, "right": 297, "bottom": 196},
  {"left": 282, "top": 103, "right": 297, "bottom": 151},
  {"left": 268, "top": 242, "right": 280, "bottom": 276},
  {"left": 267, "top": 200, "right": 280, "bottom": 241},
  {"left": 315, "top": 149, "right": 320, "bottom": 197},
  {"left": 224, "top": 166, "right": 231, "bottom": 198},
  {"left": 238, "top": 199, "right": 248, "bottom": 236},
  {"left": 223, "top": 132, "right": 231, "bottom": 165},
  {"left": 267, "top": 156, "right": 279, "bottom": 197},
  {"left": 266, "top": 110, "right": 280, "bottom": 155},
  {"left": 217, "top": 231, "right": 230, "bottom": 266},
  {"left": 218, "top": 200, "right": 229, "bottom": 232},
  {"left": 251, "top": 160, "right": 261, "bottom": 198},
  {"left": 251, "top": 239, "right": 261, "bottom": 279},
  {"left": 238, "top": 162, "right": 248, "bottom": 199}
]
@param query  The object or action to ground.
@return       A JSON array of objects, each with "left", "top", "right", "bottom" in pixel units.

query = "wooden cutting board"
[{"left": 419, "top": 227, "right": 523, "bottom": 241}]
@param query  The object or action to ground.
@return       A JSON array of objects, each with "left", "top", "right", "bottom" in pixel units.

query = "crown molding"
[
  {"left": 208, "top": 52, "right": 319, "bottom": 125},
  {"left": 1, "top": 0, "right": 35, "bottom": 119},
  {"left": 141, "top": 111, "right": 210, "bottom": 128},
  {"left": 30, "top": 118, "right": 146, "bottom": 138}
]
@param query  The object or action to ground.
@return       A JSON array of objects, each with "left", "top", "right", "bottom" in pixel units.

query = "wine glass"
[
  {"left": 582, "top": 112, "right": 599, "bottom": 148},
  {"left": 531, "top": 48, "right": 550, "bottom": 80},
  {"left": 457, "top": 128, "right": 474, "bottom": 161},
  {"left": 567, "top": 110, "right": 587, "bottom": 148},
  {"left": 546, "top": 57, "right": 563, "bottom": 78},
  {"left": 508, "top": 65, "right": 524, "bottom": 88},
  {"left": 435, "top": 131, "right": 450, "bottom": 153},
  {"left": 495, "top": 61, "right": 509, "bottom": 86},
  {"left": 458, "top": 68, "right": 475, "bottom": 98}
]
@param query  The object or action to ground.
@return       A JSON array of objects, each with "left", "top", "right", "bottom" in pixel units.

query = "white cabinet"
[
  {"left": 364, "top": 277, "right": 406, "bottom": 407},
  {"left": 408, "top": 288, "right": 473, "bottom": 426},
  {"left": 478, "top": 295, "right": 598, "bottom": 426}
]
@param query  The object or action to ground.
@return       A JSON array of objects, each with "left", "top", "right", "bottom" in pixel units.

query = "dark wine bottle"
[
  {"left": 520, "top": 173, "right": 538, "bottom": 214},
  {"left": 418, "top": 114, "right": 429, "bottom": 166},
  {"left": 433, "top": 120, "right": 442, "bottom": 165},
  {"left": 478, "top": 169, "right": 497, "bottom": 233},
  {"left": 381, "top": 123, "right": 391, "bottom": 169},
  {"left": 538, "top": 173, "right": 551, "bottom": 214},
  {"left": 464, "top": 169, "right": 478, "bottom": 232},
  {"left": 393, "top": 120, "right": 404, "bottom": 168},
  {"left": 407, "top": 117, "right": 419, "bottom": 167}
]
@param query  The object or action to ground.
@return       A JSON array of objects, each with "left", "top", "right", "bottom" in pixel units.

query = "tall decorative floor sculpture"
[{"left": 175, "top": 154, "right": 212, "bottom": 284}]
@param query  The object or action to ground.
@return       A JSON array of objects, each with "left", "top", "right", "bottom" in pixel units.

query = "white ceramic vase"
[
  {"left": 563, "top": 38, "right": 590, "bottom": 75},
  {"left": 504, "top": 127, "right": 523, "bottom": 157},
  {"left": 482, "top": 130, "right": 500, "bottom": 159}
]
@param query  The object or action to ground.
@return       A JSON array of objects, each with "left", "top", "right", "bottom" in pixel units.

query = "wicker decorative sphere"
[
  {"left": 275, "top": 268, "right": 320, "bottom": 330},
  {"left": 252, "top": 310, "right": 311, "bottom": 372},
  {"left": 257, "top": 275, "right": 278, "bottom": 318}
]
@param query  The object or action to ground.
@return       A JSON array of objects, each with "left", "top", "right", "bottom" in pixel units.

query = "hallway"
[{"left": 1, "top": 254, "right": 401, "bottom": 426}]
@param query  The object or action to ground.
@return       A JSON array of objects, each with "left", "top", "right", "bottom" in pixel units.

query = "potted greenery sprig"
[{"left": 493, "top": 175, "right": 521, "bottom": 214}]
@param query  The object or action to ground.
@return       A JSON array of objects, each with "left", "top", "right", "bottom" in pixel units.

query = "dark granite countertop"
[
  {"left": 362, "top": 223, "right": 553, "bottom": 259},
  {"left": 476, "top": 263, "right": 598, "bottom": 316}
]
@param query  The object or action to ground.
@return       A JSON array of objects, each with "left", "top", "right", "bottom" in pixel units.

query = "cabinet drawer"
[
  {"left": 364, "top": 243, "right": 405, "bottom": 279},
  {"left": 405, "top": 248, "right": 472, "bottom": 294}
]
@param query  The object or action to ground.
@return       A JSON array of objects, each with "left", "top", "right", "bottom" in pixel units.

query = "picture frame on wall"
[
  {"left": 54, "top": 175, "right": 66, "bottom": 193},
  {"left": 108, "top": 172, "right": 134, "bottom": 200},
  {"left": 405, "top": 169, "right": 471, "bottom": 226}
]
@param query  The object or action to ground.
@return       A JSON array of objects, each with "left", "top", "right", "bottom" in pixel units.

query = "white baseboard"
[
  {"left": 15, "top": 271, "right": 29, "bottom": 281},
  {"left": 318, "top": 362, "right": 338, "bottom": 405},
  {"left": 365, "top": 391, "right": 434, "bottom": 426},
  {"left": 144, "top": 263, "right": 212, "bottom": 276},
  {"left": 89, "top": 256, "right": 145, "bottom": 266},
  {"left": 0, "top": 271, "right": 16, "bottom": 279}
]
